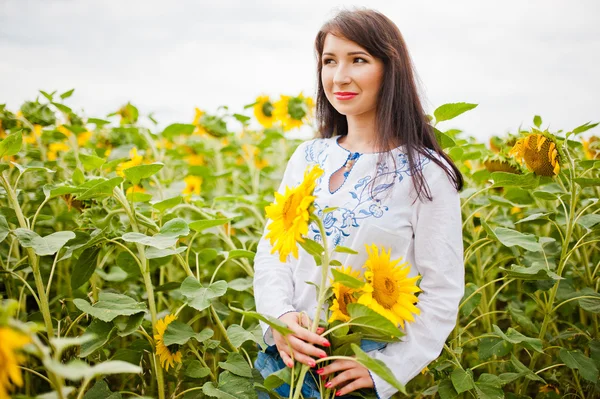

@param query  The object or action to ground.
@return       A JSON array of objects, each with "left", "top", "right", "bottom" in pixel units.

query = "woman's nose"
[{"left": 333, "top": 66, "right": 352, "bottom": 86}]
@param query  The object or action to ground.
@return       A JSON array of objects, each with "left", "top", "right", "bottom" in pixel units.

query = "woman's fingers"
[
  {"left": 318, "top": 359, "right": 356, "bottom": 376},
  {"left": 290, "top": 322, "right": 330, "bottom": 348},
  {"left": 332, "top": 377, "right": 372, "bottom": 396},
  {"left": 279, "top": 349, "right": 294, "bottom": 368},
  {"left": 288, "top": 335, "right": 327, "bottom": 361}
]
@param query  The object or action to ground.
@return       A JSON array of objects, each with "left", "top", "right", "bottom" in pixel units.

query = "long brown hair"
[{"left": 314, "top": 8, "right": 464, "bottom": 202}]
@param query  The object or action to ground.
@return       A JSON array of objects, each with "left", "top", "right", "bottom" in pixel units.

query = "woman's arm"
[
  {"left": 253, "top": 140, "right": 310, "bottom": 346},
  {"left": 368, "top": 160, "right": 465, "bottom": 398}
]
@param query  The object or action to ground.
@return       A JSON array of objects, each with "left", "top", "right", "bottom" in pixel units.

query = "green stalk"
[
  {"left": 292, "top": 217, "right": 330, "bottom": 399},
  {"left": 113, "top": 187, "right": 166, "bottom": 399},
  {"left": 0, "top": 173, "right": 54, "bottom": 338},
  {"left": 519, "top": 161, "right": 578, "bottom": 395}
]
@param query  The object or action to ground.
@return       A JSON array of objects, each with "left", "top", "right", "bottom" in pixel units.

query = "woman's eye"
[
  {"left": 323, "top": 57, "right": 366, "bottom": 65},
  {"left": 355, "top": 57, "right": 367, "bottom": 63}
]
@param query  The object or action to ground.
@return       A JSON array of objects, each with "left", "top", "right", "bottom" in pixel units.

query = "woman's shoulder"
[{"left": 294, "top": 136, "right": 335, "bottom": 165}]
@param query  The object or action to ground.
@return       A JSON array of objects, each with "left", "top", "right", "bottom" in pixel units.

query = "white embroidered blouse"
[{"left": 253, "top": 134, "right": 465, "bottom": 399}]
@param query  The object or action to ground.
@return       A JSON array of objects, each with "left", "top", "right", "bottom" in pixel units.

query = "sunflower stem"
[
  {"left": 292, "top": 217, "right": 330, "bottom": 399},
  {"left": 113, "top": 186, "right": 166, "bottom": 399}
]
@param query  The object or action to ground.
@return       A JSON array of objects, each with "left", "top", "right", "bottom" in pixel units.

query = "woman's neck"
[{"left": 342, "top": 113, "right": 378, "bottom": 153}]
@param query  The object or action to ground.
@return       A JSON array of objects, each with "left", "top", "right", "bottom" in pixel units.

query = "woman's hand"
[
  {"left": 317, "top": 359, "right": 374, "bottom": 396},
  {"left": 273, "top": 312, "right": 330, "bottom": 368}
]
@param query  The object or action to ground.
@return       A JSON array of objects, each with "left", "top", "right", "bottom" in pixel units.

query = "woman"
[{"left": 253, "top": 8, "right": 465, "bottom": 399}]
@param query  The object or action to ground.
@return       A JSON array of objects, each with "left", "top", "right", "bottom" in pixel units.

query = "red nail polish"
[
  {"left": 316, "top": 368, "right": 324, "bottom": 375},
  {"left": 336, "top": 392, "right": 342, "bottom": 397},
  {"left": 319, "top": 352, "right": 327, "bottom": 359},
  {"left": 325, "top": 382, "right": 332, "bottom": 388},
  {"left": 322, "top": 341, "right": 331, "bottom": 347},
  {"left": 320, "top": 374, "right": 327, "bottom": 380},
  {"left": 309, "top": 361, "right": 316, "bottom": 368}
]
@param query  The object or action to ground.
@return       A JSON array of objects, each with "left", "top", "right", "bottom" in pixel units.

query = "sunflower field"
[{"left": 0, "top": 89, "right": 599, "bottom": 399}]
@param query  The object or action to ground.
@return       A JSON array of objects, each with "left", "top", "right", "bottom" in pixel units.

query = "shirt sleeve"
[
  {"left": 369, "top": 158, "right": 465, "bottom": 399},
  {"left": 253, "top": 140, "right": 311, "bottom": 346}
]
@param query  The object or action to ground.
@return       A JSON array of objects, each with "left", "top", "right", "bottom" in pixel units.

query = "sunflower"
[
  {"left": 24, "top": 124, "right": 42, "bottom": 145},
  {"left": 272, "top": 93, "right": 311, "bottom": 131},
  {"left": 182, "top": 175, "right": 202, "bottom": 197},
  {"left": 116, "top": 147, "right": 144, "bottom": 177},
  {"left": 47, "top": 141, "right": 70, "bottom": 161},
  {"left": 76, "top": 131, "right": 92, "bottom": 147},
  {"left": 154, "top": 314, "right": 183, "bottom": 371},
  {"left": 483, "top": 155, "right": 522, "bottom": 174},
  {"left": 0, "top": 326, "right": 31, "bottom": 399},
  {"left": 253, "top": 95, "right": 275, "bottom": 128},
  {"left": 264, "top": 164, "right": 324, "bottom": 262},
  {"left": 357, "top": 244, "right": 421, "bottom": 329},
  {"left": 508, "top": 130, "right": 562, "bottom": 176},
  {"left": 329, "top": 266, "right": 363, "bottom": 323},
  {"left": 582, "top": 136, "right": 600, "bottom": 160}
]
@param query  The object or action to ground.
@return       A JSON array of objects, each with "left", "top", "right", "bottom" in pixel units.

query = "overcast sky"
[{"left": 1, "top": 0, "right": 599, "bottom": 142}]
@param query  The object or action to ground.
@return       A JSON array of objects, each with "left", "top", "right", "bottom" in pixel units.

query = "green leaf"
[
  {"left": 331, "top": 268, "right": 365, "bottom": 289},
  {"left": 0, "top": 215, "right": 9, "bottom": 244},
  {"left": 11, "top": 162, "right": 55, "bottom": 175},
  {"left": 478, "top": 337, "right": 512, "bottom": 361},
  {"left": 79, "top": 319, "right": 116, "bottom": 358},
  {"left": 351, "top": 343, "right": 406, "bottom": 395},
  {"left": 189, "top": 218, "right": 232, "bottom": 233},
  {"left": 203, "top": 371, "right": 257, "bottom": 399},
  {"left": 459, "top": 283, "right": 481, "bottom": 318},
  {"left": 71, "top": 245, "right": 101, "bottom": 290},
  {"left": 559, "top": 349, "right": 599, "bottom": 383},
  {"left": 50, "top": 335, "right": 96, "bottom": 359},
  {"left": 227, "top": 277, "right": 253, "bottom": 292},
  {"left": 491, "top": 172, "right": 540, "bottom": 189},
  {"left": 14, "top": 228, "right": 75, "bottom": 256},
  {"left": 0, "top": 131, "right": 23, "bottom": 158},
  {"left": 451, "top": 368, "right": 474, "bottom": 394},
  {"left": 145, "top": 246, "right": 187, "bottom": 260},
  {"left": 229, "top": 307, "right": 293, "bottom": 337},
  {"left": 473, "top": 380, "right": 504, "bottom": 399},
  {"left": 185, "top": 360, "right": 211, "bottom": 379},
  {"left": 434, "top": 128, "right": 456, "bottom": 149},
  {"left": 151, "top": 196, "right": 182, "bottom": 212},
  {"left": 346, "top": 303, "right": 403, "bottom": 340},
  {"left": 500, "top": 262, "right": 561, "bottom": 281},
  {"left": 576, "top": 214, "right": 600, "bottom": 230},
  {"left": 493, "top": 227, "right": 542, "bottom": 252},
  {"left": 571, "top": 121, "right": 599, "bottom": 135},
  {"left": 492, "top": 324, "right": 543, "bottom": 353},
  {"left": 574, "top": 178, "right": 600, "bottom": 187},
  {"left": 76, "top": 177, "right": 124, "bottom": 200},
  {"left": 509, "top": 354, "right": 545, "bottom": 383},
  {"left": 299, "top": 238, "right": 324, "bottom": 265},
  {"left": 226, "top": 249, "right": 255, "bottom": 261},
  {"left": 218, "top": 352, "right": 253, "bottom": 378},
  {"left": 122, "top": 218, "right": 189, "bottom": 249},
  {"left": 533, "top": 115, "right": 542, "bottom": 128},
  {"left": 437, "top": 379, "right": 459, "bottom": 399},
  {"left": 114, "top": 312, "right": 145, "bottom": 337},
  {"left": 83, "top": 379, "right": 121, "bottom": 399},
  {"left": 163, "top": 320, "right": 211, "bottom": 346},
  {"left": 263, "top": 366, "right": 291, "bottom": 389},
  {"left": 123, "top": 162, "right": 164, "bottom": 185},
  {"left": 60, "top": 88, "right": 75, "bottom": 99},
  {"left": 333, "top": 246, "right": 359, "bottom": 255},
  {"left": 180, "top": 277, "right": 228, "bottom": 312},
  {"left": 162, "top": 123, "right": 196, "bottom": 139},
  {"left": 433, "top": 103, "right": 478, "bottom": 123},
  {"left": 73, "top": 291, "right": 146, "bottom": 322},
  {"left": 51, "top": 102, "right": 72, "bottom": 113},
  {"left": 226, "top": 324, "right": 259, "bottom": 348}
]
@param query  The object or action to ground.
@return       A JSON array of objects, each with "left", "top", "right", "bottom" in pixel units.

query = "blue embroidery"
[{"left": 304, "top": 138, "right": 432, "bottom": 247}]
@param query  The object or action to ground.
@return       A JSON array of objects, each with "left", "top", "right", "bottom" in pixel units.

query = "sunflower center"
[
  {"left": 373, "top": 276, "right": 399, "bottom": 310},
  {"left": 524, "top": 135, "right": 555, "bottom": 176},
  {"left": 262, "top": 102, "right": 274, "bottom": 117},
  {"left": 288, "top": 97, "right": 308, "bottom": 120},
  {"left": 167, "top": 343, "right": 181, "bottom": 353},
  {"left": 340, "top": 290, "right": 354, "bottom": 316}
]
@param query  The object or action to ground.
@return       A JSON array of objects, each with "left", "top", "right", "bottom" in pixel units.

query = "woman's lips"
[{"left": 334, "top": 93, "right": 358, "bottom": 100}]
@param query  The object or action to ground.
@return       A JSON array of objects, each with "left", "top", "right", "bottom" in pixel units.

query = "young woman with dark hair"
[{"left": 253, "top": 8, "right": 465, "bottom": 399}]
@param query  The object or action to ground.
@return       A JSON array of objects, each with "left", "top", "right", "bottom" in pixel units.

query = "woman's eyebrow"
[{"left": 322, "top": 51, "right": 370, "bottom": 57}]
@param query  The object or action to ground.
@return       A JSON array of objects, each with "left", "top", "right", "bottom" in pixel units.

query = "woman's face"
[{"left": 321, "top": 33, "right": 385, "bottom": 117}]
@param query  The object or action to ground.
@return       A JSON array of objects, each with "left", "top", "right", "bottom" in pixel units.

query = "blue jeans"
[{"left": 255, "top": 339, "right": 387, "bottom": 399}]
